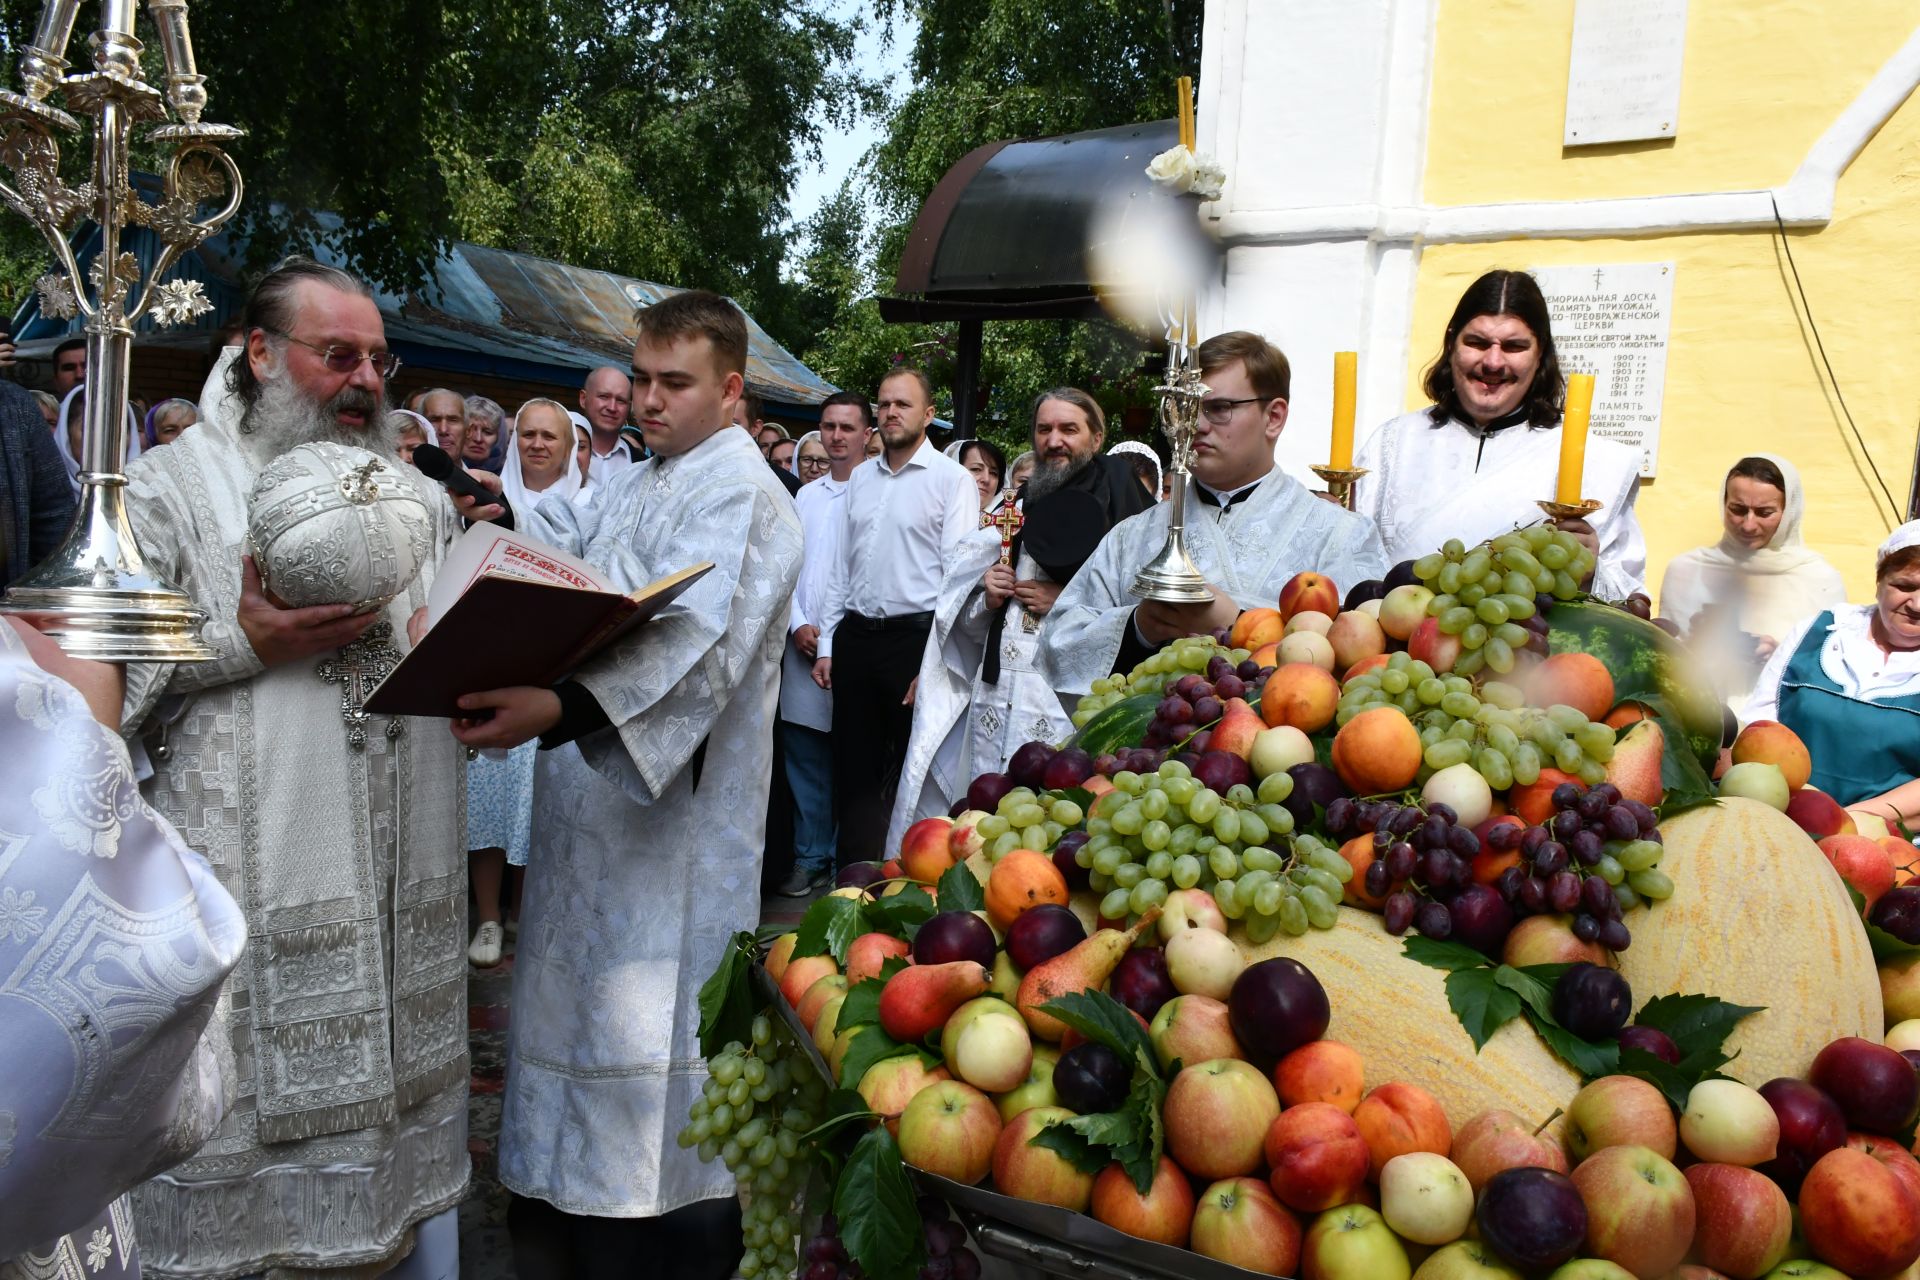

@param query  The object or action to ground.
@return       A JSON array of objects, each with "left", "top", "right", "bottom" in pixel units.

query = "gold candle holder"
[
  {"left": 1537, "top": 498, "right": 1604, "bottom": 523},
  {"left": 1311, "top": 464, "right": 1369, "bottom": 512}
]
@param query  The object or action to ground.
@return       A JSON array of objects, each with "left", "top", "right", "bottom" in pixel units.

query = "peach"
[
  {"left": 1331, "top": 707, "right": 1423, "bottom": 795},
  {"left": 1285, "top": 609, "right": 1335, "bottom": 637},
  {"left": 1785, "top": 787, "right": 1853, "bottom": 841},
  {"left": 1264, "top": 1101, "right": 1372, "bottom": 1212},
  {"left": 1508, "top": 767, "right": 1583, "bottom": 827},
  {"left": 846, "top": 931, "right": 911, "bottom": 984},
  {"left": 1274, "top": 1039, "right": 1366, "bottom": 1113},
  {"left": 899, "top": 816, "right": 957, "bottom": 882},
  {"left": 1328, "top": 610, "right": 1388, "bottom": 672},
  {"left": 1798, "top": 1147, "right": 1920, "bottom": 1278},
  {"left": 1407, "top": 615, "right": 1463, "bottom": 674},
  {"left": 1603, "top": 700, "right": 1655, "bottom": 729},
  {"left": 1261, "top": 663, "right": 1341, "bottom": 733},
  {"left": 1231, "top": 607, "right": 1285, "bottom": 650},
  {"left": 764, "top": 932, "right": 799, "bottom": 982},
  {"left": 1343, "top": 653, "right": 1390, "bottom": 682},
  {"left": 985, "top": 850, "right": 1069, "bottom": 928},
  {"left": 779, "top": 952, "right": 839, "bottom": 1007},
  {"left": 1353, "top": 1081, "right": 1452, "bottom": 1179},
  {"left": 1819, "top": 834, "right": 1896, "bottom": 912},
  {"left": 1378, "top": 584, "right": 1434, "bottom": 641},
  {"left": 1336, "top": 835, "right": 1394, "bottom": 909},
  {"left": 1279, "top": 571, "right": 1341, "bottom": 622},
  {"left": 1733, "top": 720, "right": 1814, "bottom": 792},
  {"left": 1524, "top": 652, "right": 1615, "bottom": 721},
  {"left": 1277, "top": 630, "right": 1337, "bottom": 672}
]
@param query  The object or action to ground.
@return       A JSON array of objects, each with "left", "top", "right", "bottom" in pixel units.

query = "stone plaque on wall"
[
  {"left": 1531, "top": 263, "right": 1675, "bottom": 479},
  {"left": 1564, "top": 0, "right": 1689, "bottom": 146}
]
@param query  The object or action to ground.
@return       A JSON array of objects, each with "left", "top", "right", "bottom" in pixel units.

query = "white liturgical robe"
[
  {"left": 1040, "top": 468, "right": 1388, "bottom": 701},
  {"left": 500, "top": 423, "right": 803, "bottom": 1216},
  {"left": 1354, "top": 409, "right": 1647, "bottom": 600}
]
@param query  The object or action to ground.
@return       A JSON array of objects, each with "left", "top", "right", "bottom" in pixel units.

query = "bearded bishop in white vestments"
[
  {"left": 1354, "top": 409, "right": 1647, "bottom": 600},
  {"left": 498, "top": 424, "right": 803, "bottom": 1216},
  {"left": 118, "top": 352, "right": 471, "bottom": 1279},
  {"left": 1040, "top": 469, "right": 1388, "bottom": 701},
  {"left": 0, "top": 622, "right": 246, "bottom": 1277}
]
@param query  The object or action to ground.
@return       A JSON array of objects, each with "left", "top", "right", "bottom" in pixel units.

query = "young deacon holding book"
[{"left": 442, "top": 291, "right": 803, "bottom": 1277}]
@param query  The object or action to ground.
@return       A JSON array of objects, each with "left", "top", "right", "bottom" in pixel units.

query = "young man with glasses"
[{"left": 1039, "top": 331, "right": 1389, "bottom": 703}]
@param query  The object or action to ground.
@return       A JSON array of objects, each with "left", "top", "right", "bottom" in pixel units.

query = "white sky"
[{"left": 784, "top": 2, "right": 912, "bottom": 249}]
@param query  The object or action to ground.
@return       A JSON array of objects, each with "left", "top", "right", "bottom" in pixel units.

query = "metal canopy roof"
[
  {"left": 10, "top": 185, "right": 836, "bottom": 405},
  {"left": 881, "top": 118, "right": 1184, "bottom": 323}
]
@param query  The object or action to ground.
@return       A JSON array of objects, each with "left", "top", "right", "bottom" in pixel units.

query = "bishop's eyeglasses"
[{"left": 268, "top": 330, "right": 403, "bottom": 379}]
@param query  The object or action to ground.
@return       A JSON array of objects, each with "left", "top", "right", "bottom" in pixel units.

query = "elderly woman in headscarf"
[
  {"left": 793, "top": 429, "right": 830, "bottom": 485},
  {"left": 1659, "top": 454, "right": 1846, "bottom": 713},
  {"left": 141, "top": 397, "right": 198, "bottom": 450},
  {"left": 1107, "top": 441, "right": 1162, "bottom": 504},
  {"left": 1749, "top": 519, "right": 1920, "bottom": 828}
]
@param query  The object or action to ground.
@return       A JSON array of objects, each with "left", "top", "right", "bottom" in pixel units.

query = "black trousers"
[
  {"left": 829, "top": 619, "right": 930, "bottom": 868},
  {"left": 759, "top": 714, "right": 797, "bottom": 891},
  {"left": 508, "top": 1193, "right": 742, "bottom": 1280}
]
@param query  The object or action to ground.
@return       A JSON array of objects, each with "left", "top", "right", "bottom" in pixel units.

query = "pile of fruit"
[{"left": 684, "top": 526, "right": 1920, "bottom": 1280}]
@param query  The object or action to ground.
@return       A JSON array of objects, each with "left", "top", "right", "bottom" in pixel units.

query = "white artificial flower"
[
  {"left": 1190, "top": 154, "right": 1227, "bottom": 201},
  {"left": 1145, "top": 144, "right": 1198, "bottom": 192}
]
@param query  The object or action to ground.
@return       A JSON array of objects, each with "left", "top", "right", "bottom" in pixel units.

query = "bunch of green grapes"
[
  {"left": 976, "top": 788, "right": 1085, "bottom": 860},
  {"left": 1072, "top": 760, "right": 1352, "bottom": 945},
  {"left": 1338, "top": 654, "right": 1616, "bottom": 788},
  {"left": 1408, "top": 527, "right": 1593, "bottom": 676},
  {"left": 677, "top": 1012, "right": 830, "bottom": 1279},
  {"left": 1072, "top": 636, "right": 1246, "bottom": 726}
]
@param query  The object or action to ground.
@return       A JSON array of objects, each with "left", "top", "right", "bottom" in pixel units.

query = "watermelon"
[
  {"left": 1069, "top": 692, "right": 1160, "bottom": 757},
  {"left": 1547, "top": 599, "right": 1723, "bottom": 770}
]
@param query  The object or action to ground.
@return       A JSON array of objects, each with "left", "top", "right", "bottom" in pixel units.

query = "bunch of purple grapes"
[
  {"left": 1326, "top": 798, "right": 1512, "bottom": 950},
  {"left": 1138, "top": 655, "right": 1275, "bottom": 750},
  {"left": 1483, "top": 781, "right": 1659, "bottom": 952},
  {"left": 1513, "top": 594, "right": 1554, "bottom": 658},
  {"left": 801, "top": 1202, "right": 979, "bottom": 1280},
  {"left": 1090, "top": 746, "right": 1168, "bottom": 775}
]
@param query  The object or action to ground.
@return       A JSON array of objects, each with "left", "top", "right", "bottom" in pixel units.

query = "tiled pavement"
[{"left": 458, "top": 888, "right": 821, "bottom": 1280}]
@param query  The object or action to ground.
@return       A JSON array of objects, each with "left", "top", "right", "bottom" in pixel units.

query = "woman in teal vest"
[{"left": 1748, "top": 521, "right": 1920, "bottom": 827}]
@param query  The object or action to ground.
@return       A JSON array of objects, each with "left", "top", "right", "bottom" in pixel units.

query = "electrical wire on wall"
[{"left": 1771, "top": 194, "right": 1904, "bottom": 531}]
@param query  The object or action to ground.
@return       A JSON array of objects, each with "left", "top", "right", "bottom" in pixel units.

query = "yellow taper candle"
[
  {"left": 1177, "top": 76, "right": 1195, "bottom": 150},
  {"left": 1330, "top": 351, "right": 1357, "bottom": 470},
  {"left": 1557, "top": 372, "right": 1595, "bottom": 504}
]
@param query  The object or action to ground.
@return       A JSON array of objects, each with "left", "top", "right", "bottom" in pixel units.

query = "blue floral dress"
[{"left": 466, "top": 740, "right": 536, "bottom": 865}]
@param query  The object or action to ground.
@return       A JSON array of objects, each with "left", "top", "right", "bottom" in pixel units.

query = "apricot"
[
  {"left": 1230, "top": 607, "right": 1284, "bottom": 650},
  {"left": 1342, "top": 653, "right": 1390, "bottom": 682},
  {"left": 1603, "top": 700, "right": 1654, "bottom": 730},
  {"left": 1733, "top": 719, "right": 1814, "bottom": 792},
  {"left": 1885, "top": 837, "right": 1919, "bottom": 886},
  {"left": 1274, "top": 1039, "right": 1366, "bottom": 1113},
  {"left": 1507, "top": 767, "right": 1583, "bottom": 827},
  {"left": 1260, "top": 663, "right": 1341, "bottom": 733},
  {"left": 1352, "top": 1081, "right": 1452, "bottom": 1179},
  {"left": 1330, "top": 707, "right": 1422, "bottom": 794},
  {"left": 986, "top": 849, "right": 1069, "bottom": 928},
  {"left": 1336, "top": 835, "right": 1393, "bottom": 909},
  {"left": 1524, "top": 652, "right": 1615, "bottom": 722},
  {"left": 1250, "top": 642, "right": 1280, "bottom": 668}
]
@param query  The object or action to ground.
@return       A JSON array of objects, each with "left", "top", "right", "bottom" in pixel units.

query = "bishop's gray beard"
[
  {"left": 1023, "top": 449, "right": 1095, "bottom": 500},
  {"left": 240, "top": 372, "right": 394, "bottom": 460}
]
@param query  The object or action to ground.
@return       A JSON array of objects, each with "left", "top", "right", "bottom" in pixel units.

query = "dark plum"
[
  {"left": 1054, "top": 1042, "right": 1130, "bottom": 1114},
  {"left": 948, "top": 797, "right": 970, "bottom": 818},
  {"left": 1343, "top": 578, "right": 1389, "bottom": 610},
  {"left": 966, "top": 772, "right": 1015, "bottom": 814},
  {"left": 1618, "top": 1024, "right": 1681, "bottom": 1064},
  {"left": 1756, "top": 1077, "right": 1847, "bottom": 1192},
  {"left": 1384, "top": 559, "right": 1421, "bottom": 590},
  {"left": 1192, "top": 750, "right": 1252, "bottom": 794},
  {"left": 1282, "top": 763, "right": 1350, "bottom": 834},
  {"left": 1449, "top": 884, "right": 1513, "bottom": 955},
  {"left": 1476, "top": 1168, "right": 1587, "bottom": 1273},
  {"left": 1551, "top": 963, "right": 1631, "bottom": 1040},
  {"left": 1005, "top": 903, "right": 1087, "bottom": 971},
  {"left": 1872, "top": 886, "right": 1920, "bottom": 944},
  {"left": 1110, "top": 947, "right": 1177, "bottom": 1021},
  {"left": 1041, "top": 748, "right": 1095, "bottom": 791},
  {"left": 911, "top": 911, "right": 996, "bottom": 968},
  {"left": 1052, "top": 832, "right": 1092, "bottom": 892},
  {"left": 1228, "top": 957, "right": 1330, "bottom": 1062},
  {"left": 1007, "top": 742, "right": 1056, "bottom": 791},
  {"left": 837, "top": 862, "right": 886, "bottom": 890}
]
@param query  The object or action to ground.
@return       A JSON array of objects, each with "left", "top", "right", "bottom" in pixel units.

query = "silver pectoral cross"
[{"left": 317, "top": 619, "right": 403, "bottom": 750}]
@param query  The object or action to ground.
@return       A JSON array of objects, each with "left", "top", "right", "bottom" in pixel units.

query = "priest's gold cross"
[
  {"left": 982, "top": 502, "right": 1024, "bottom": 565},
  {"left": 318, "top": 620, "right": 404, "bottom": 750}
]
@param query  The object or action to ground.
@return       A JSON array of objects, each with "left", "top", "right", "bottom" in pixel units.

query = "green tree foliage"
[{"left": 800, "top": 0, "right": 1204, "bottom": 452}]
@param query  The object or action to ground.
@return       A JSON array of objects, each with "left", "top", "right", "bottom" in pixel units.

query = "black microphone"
[{"left": 412, "top": 444, "right": 514, "bottom": 530}]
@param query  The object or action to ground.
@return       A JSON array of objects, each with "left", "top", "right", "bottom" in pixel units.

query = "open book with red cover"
[{"left": 363, "top": 524, "right": 712, "bottom": 719}]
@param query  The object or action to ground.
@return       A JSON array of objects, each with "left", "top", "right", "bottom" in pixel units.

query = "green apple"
[
  {"left": 1719, "top": 761, "right": 1791, "bottom": 811},
  {"left": 993, "top": 1044, "right": 1058, "bottom": 1122},
  {"left": 1545, "top": 1262, "right": 1635, "bottom": 1279},
  {"left": 1764, "top": 1264, "right": 1851, "bottom": 1279},
  {"left": 939, "top": 995, "right": 1015, "bottom": 1063},
  {"left": 1680, "top": 1078, "right": 1780, "bottom": 1166},
  {"left": 1303, "top": 1204, "right": 1411, "bottom": 1280},
  {"left": 990, "top": 949, "right": 1021, "bottom": 999},
  {"left": 1411, "top": 1241, "right": 1523, "bottom": 1280},
  {"left": 1380, "top": 1152, "right": 1474, "bottom": 1246},
  {"left": 950, "top": 1008, "right": 1032, "bottom": 1093},
  {"left": 1250, "top": 725, "right": 1316, "bottom": 779}
]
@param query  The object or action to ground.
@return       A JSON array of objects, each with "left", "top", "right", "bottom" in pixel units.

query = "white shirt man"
[
  {"left": 579, "top": 364, "right": 637, "bottom": 478},
  {"left": 812, "top": 369, "right": 977, "bottom": 866}
]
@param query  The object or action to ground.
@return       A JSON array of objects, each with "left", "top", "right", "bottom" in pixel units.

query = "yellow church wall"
[
  {"left": 1424, "top": 0, "right": 1919, "bottom": 206},
  {"left": 1409, "top": 4, "right": 1920, "bottom": 608}
]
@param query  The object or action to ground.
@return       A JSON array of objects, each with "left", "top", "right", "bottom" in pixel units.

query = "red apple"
[
  {"left": 856, "top": 1055, "right": 948, "bottom": 1133},
  {"left": 991, "top": 1105, "right": 1095, "bottom": 1210},
  {"left": 1448, "top": 1108, "right": 1570, "bottom": 1193},
  {"left": 1569, "top": 1144, "right": 1695, "bottom": 1279},
  {"left": 1408, "top": 615, "right": 1463, "bottom": 674},
  {"left": 1848, "top": 1130, "right": 1920, "bottom": 1207},
  {"left": 1279, "top": 571, "right": 1341, "bottom": 622},
  {"left": 1149, "top": 994, "right": 1244, "bottom": 1073},
  {"left": 1565, "top": 1074, "right": 1677, "bottom": 1161},
  {"left": 1190, "top": 1176, "right": 1303, "bottom": 1275},
  {"left": 1501, "top": 914, "right": 1611, "bottom": 968},
  {"left": 1164, "top": 1058, "right": 1281, "bottom": 1179},
  {"left": 1684, "top": 1163, "right": 1792, "bottom": 1280},
  {"left": 1263, "top": 1101, "right": 1370, "bottom": 1213},
  {"left": 845, "top": 931, "right": 911, "bottom": 984},
  {"left": 899, "top": 815, "right": 958, "bottom": 882},
  {"left": 1090, "top": 1157, "right": 1196, "bottom": 1247},
  {"left": 1756, "top": 1076, "right": 1847, "bottom": 1192},
  {"left": 1798, "top": 1147, "right": 1920, "bottom": 1278},
  {"left": 1809, "top": 1036, "right": 1920, "bottom": 1136},
  {"left": 896, "top": 1079, "right": 1002, "bottom": 1184}
]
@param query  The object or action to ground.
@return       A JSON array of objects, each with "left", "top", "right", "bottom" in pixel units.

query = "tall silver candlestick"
[
  {"left": 0, "top": 0, "right": 243, "bottom": 660},
  {"left": 1129, "top": 354, "right": 1214, "bottom": 604}
]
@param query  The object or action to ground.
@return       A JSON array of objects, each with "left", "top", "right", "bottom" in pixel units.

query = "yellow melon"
[
  {"left": 1241, "top": 907, "right": 1582, "bottom": 1137},
  {"left": 1618, "top": 797, "right": 1881, "bottom": 1081}
]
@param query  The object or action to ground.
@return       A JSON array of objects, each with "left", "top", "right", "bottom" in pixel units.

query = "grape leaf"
[
  {"left": 1524, "top": 1009, "right": 1621, "bottom": 1077},
  {"left": 935, "top": 863, "right": 985, "bottom": 914},
  {"left": 1108, "top": 1070, "right": 1168, "bottom": 1193},
  {"left": 1617, "top": 1045, "right": 1698, "bottom": 1111},
  {"left": 695, "top": 931, "right": 759, "bottom": 1058},
  {"left": 1031, "top": 1069, "right": 1169, "bottom": 1193},
  {"left": 835, "top": 1126, "right": 925, "bottom": 1280},
  {"left": 1492, "top": 964, "right": 1556, "bottom": 1021},
  {"left": 1632, "top": 993, "right": 1765, "bottom": 1061},
  {"left": 865, "top": 885, "right": 938, "bottom": 938},
  {"left": 1444, "top": 968, "right": 1524, "bottom": 1051},
  {"left": 1028, "top": 1115, "right": 1110, "bottom": 1174},
  {"left": 1404, "top": 935, "right": 1499, "bottom": 973},
  {"left": 793, "top": 895, "right": 866, "bottom": 963},
  {"left": 1039, "top": 991, "right": 1161, "bottom": 1078},
  {"left": 835, "top": 1024, "right": 919, "bottom": 1094},
  {"left": 1868, "top": 922, "right": 1920, "bottom": 962}
]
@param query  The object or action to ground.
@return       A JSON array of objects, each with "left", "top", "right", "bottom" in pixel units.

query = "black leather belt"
[{"left": 845, "top": 611, "right": 935, "bottom": 632}]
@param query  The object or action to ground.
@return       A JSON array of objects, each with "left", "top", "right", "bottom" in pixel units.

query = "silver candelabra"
[
  {"left": 0, "top": 0, "right": 242, "bottom": 660},
  {"left": 1129, "top": 346, "right": 1214, "bottom": 604}
]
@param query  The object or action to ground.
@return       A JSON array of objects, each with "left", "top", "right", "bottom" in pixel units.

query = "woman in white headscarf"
[
  {"left": 1107, "top": 440, "right": 1162, "bottom": 503},
  {"left": 793, "top": 429, "right": 829, "bottom": 485},
  {"left": 499, "top": 397, "right": 589, "bottom": 513},
  {"left": 1659, "top": 454, "right": 1846, "bottom": 712},
  {"left": 53, "top": 383, "right": 141, "bottom": 498}
]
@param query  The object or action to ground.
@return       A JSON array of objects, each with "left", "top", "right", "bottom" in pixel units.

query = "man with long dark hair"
[{"left": 1353, "top": 269, "right": 1646, "bottom": 597}]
